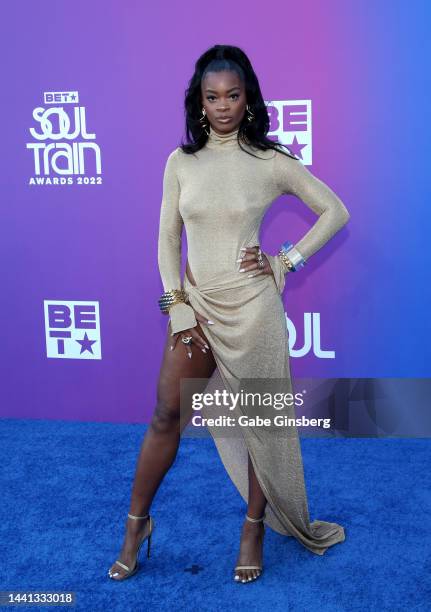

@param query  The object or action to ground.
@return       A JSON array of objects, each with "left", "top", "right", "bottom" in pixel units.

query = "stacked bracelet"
[
  {"left": 158, "top": 289, "right": 189, "bottom": 314},
  {"left": 278, "top": 250, "right": 295, "bottom": 272},
  {"left": 277, "top": 240, "right": 307, "bottom": 272}
]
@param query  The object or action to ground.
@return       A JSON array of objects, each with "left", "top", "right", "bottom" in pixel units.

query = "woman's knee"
[{"left": 150, "top": 396, "right": 181, "bottom": 434}]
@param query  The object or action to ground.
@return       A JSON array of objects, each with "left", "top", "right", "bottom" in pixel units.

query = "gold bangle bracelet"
[
  {"left": 278, "top": 250, "right": 295, "bottom": 272},
  {"left": 158, "top": 289, "right": 189, "bottom": 314}
]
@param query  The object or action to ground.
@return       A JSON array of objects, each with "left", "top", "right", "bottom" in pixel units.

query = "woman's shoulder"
[
  {"left": 166, "top": 146, "right": 181, "bottom": 161},
  {"left": 168, "top": 145, "right": 204, "bottom": 168},
  {"left": 167, "top": 146, "right": 192, "bottom": 165},
  {"left": 271, "top": 144, "right": 304, "bottom": 180},
  {"left": 272, "top": 142, "right": 301, "bottom": 160},
  {"left": 163, "top": 146, "right": 196, "bottom": 183},
  {"left": 163, "top": 147, "right": 185, "bottom": 174}
]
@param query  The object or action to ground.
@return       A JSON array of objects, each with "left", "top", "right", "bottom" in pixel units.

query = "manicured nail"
[
  {"left": 247, "top": 273, "right": 255, "bottom": 278},
  {"left": 207, "top": 320, "right": 215, "bottom": 325},
  {"left": 239, "top": 269, "right": 245, "bottom": 273},
  {"left": 188, "top": 352, "right": 192, "bottom": 359},
  {"left": 170, "top": 345, "right": 174, "bottom": 350},
  {"left": 204, "top": 344, "right": 209, "bottom": 349},
  {"left": 201, "top": 348, "right": 206, "bottom": 353},
  {"left": 236, "top": 258, "right": 243, "bottom": 263},
  {"left": 240, "top": 247, "right": 247, "bottom": 251}
]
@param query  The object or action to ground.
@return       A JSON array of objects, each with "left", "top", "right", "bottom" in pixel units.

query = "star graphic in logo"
[
  {"left": 76, "top": 332, "right": 97, "bottom": 354},
  {"left": 287, "top": 136, "right": 307, "bottom": 159}
]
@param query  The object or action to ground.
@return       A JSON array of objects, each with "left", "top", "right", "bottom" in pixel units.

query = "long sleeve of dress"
[
  {"left": 157, "top": 149, "right": 198, "bottom": 336},
  {"left": 272, "top": 149, "right": 350, "bottom": 265}
]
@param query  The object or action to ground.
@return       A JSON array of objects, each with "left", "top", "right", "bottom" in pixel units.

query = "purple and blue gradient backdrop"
[{"left": 1, "top": 1, "right": 430, "bottom": 422}]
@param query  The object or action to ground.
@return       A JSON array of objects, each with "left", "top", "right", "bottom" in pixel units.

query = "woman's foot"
[
  {"left": 233, "top": 517, "right": 265, "bottom": 583},
  {"left": 108, "top": 515, "right": 151, "bottom": 580}
]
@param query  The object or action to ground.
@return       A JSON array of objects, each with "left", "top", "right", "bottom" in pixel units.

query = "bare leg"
[
  {"left": 233, "top": 453, "right": 267, "bottom": 583},
  {"left": 108, "top": 316, "right": 217, "bottom": 579}
]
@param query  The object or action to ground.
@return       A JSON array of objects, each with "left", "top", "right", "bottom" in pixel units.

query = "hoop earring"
[
  {"left": 199, "top": 107, "right": 210, "bottom": 136},
  {"left": 246, "top": 104, "right": 255, "bottom": 123}
]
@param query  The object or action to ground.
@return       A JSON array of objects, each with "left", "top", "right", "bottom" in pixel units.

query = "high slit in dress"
[{"left": 157, "top": 124, "right": 351, "bottom": 555}]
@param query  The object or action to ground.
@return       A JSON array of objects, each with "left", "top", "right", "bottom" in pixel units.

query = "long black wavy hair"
[{"left": 180, "top": 44, "right": 298, "bottom": 161}]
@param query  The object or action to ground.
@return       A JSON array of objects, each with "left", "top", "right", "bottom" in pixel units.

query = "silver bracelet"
[{"left": 279, "top": 240, "right": 306, "bottom": 271}]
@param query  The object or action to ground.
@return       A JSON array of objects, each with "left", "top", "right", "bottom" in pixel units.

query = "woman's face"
[{"left": 200, "top": 70, "right": 247, "bottom": 133}]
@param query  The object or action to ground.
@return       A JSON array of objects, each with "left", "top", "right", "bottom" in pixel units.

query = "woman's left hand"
[{"left": 237, "top": 246, "right": 273, "bottom": 278}]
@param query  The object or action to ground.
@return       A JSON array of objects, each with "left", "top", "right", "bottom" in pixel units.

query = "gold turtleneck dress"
[{"left": 157, "top": 124, "right": 350, "bottom": 555}]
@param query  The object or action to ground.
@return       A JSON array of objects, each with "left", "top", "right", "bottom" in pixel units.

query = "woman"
[{"left": 108, "top": 44, "right": 350, "bottom": 584}]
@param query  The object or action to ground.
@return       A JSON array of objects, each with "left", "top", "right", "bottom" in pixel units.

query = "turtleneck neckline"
[{"left": 206, "top": 124, "right": 241, "bottom": 149}]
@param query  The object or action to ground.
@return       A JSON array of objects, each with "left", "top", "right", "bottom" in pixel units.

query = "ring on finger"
[{"left": 181, "top": 336, "right": 193, "bottom": 345}]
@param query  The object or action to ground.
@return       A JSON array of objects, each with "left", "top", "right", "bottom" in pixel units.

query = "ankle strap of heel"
[
  {"left": 245, "top": 513, "right": 265, "bottom": 523},
  {"left": 128, "top": 513, "right": 149, "bottom": 520}
]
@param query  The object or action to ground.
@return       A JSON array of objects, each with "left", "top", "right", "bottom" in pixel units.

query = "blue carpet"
[{"left": 0, "top": 419, "right": 430, "bottom": 611}]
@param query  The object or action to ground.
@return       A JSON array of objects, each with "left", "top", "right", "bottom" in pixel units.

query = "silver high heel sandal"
[
  {"left": 234, "top": 513, "right": 265, "bottom": 583},
  {"left": 108, "top": 513, "right": 155, "bottom": 581}
]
